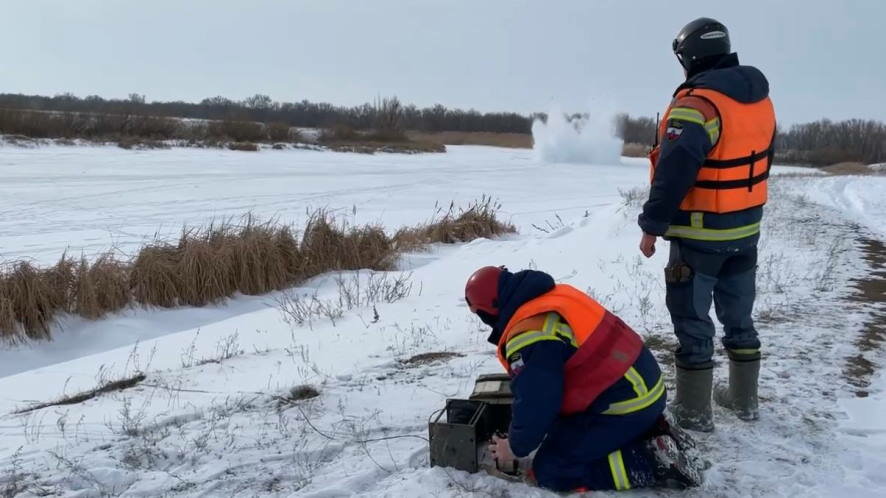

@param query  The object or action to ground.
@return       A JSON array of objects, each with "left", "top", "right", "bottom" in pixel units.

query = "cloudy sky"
[{"left": 4, "top": 0, "right": 883, "bottom": 124}]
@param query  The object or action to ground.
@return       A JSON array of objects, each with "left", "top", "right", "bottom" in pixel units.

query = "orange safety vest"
[
  {"left": 496, "top": 285, "right": 644, "bottom": 415},
  {"left": 651, "top": 87, "right": 776, "bottom": 214}
]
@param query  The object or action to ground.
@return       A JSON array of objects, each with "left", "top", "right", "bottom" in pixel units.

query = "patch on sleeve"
[
  {"left": 508, "top": 353, "right": 525, "bottom": 375},
  {"left": 665, "top": 119, "right": 684, "bottom": 141}
]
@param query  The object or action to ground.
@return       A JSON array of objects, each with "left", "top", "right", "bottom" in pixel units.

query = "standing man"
[{"left": 638, "top": 18, "right": 776, "bottom": 432}]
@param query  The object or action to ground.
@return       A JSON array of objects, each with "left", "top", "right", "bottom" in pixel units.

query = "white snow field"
[{"left": 0, "top": 145, "right": 884, "bottom": 497}]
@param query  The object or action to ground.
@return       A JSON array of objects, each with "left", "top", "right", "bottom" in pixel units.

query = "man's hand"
[
  {"left": 640, "top": 233, "right": 658, "bottom": 258},
  {"left": 489, "top": 434, "right": 516, "bottom": 473}
]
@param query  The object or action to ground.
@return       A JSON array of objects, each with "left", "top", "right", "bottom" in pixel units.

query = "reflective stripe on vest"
[
  {"left": 497, "top": 285, "right": 645, "bottom": 415},
  {"left": 504, "top": 312, "right": 577, "bottom": 359},
  {"left": 666, "top": 107, "right": 705, "bottom": 126},
  {"left": 506, "top": 316, "right": 663, "bottom": 416},
  {"left": 663, "top": 209, "right": 761, "bottom": 241},
  {"left": 704, "top": 117, "right": 721, "bottom": 144},
  {"left": 498, "top": 285, "right": 608, "bottom": 370},
  {"left": 608, "top": 450, "right": 632, "bottom": 491},
  {"left": 666, "top": 106, "right": 722, "bottom": 147},
  {"left": 665, "top": 221, "right": 761, "bottom": 241},
  {"left": 601, "top": 367, "right": 665, "bottom": 415},
  {"left": 652, "top": 87, "right": 776, "bottom": 215}
]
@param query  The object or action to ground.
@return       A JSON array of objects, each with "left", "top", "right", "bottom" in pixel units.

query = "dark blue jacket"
[
  {"left": 488, "top": 270, "right": 663, "bottom": 458},
  {"left": 638, "top": 53, "right": 770, "bottom": 251}
]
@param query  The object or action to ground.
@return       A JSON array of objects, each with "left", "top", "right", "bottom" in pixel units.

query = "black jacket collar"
[{"left": 485, "top": 270, "right": 556, "bottom": 345}]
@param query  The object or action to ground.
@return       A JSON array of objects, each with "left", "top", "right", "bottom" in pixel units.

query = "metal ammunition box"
[{"left": 428, "top": 373, "right": 513, "bottom": 473}]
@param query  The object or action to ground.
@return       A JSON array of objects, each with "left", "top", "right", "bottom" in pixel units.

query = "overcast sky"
[{"left": 4, "top": 0, "right": 883, "bottom": 125}]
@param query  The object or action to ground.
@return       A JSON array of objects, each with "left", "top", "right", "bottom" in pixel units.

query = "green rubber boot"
[
  {"left": 671, "top": 364, "right": 714, "bottom": 432},
  {"left": 714, "top": 350, "right": 760, "bottom": 421}
]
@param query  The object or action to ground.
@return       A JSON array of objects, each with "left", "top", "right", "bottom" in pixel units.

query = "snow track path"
[{"left": 0, "top": 146, "right": 883, "bottom": 497}]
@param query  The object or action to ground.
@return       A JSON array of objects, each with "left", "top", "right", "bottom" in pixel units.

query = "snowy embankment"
[
  {"left": 778, "top": 171, "right": 886, "bottom": 496},
  {"left": 791, "top": 174, "right": 886, "bottom": 239},
  {"left": 0, "top": 145, "right": 883, "bottom": 497}
]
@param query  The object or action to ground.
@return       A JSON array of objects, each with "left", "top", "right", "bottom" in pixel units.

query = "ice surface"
[{"left": 0, "top": 144, "right": 642, "bottom": 266}]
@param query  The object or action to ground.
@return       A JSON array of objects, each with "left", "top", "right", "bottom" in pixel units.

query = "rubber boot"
[
  {"left": 714, "top": 351, "right": 760, "bottom": 421},
  {"left": 671, "top": 364, "right": 714, "bottom": 432}
]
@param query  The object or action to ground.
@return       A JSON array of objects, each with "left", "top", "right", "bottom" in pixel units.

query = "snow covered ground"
[
  {"left": 794, "top": 175, "right": 886, "bottom": 238},
  {"left": 0, "top": 145, "right": 883, "bottom": 497}
]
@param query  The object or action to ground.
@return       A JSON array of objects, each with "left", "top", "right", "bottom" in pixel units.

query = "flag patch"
[
  {"left": 666, "top": 120, "right": 684, "bottom": 140},
  {"left": 509, "top": 354, "right": 525, "bottom": 374}
]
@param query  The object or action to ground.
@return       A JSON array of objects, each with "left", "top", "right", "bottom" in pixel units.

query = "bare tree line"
[
  {"left": 616, "top": 114, "right": 658, "bottom": 146},
  {"left": 615, "top": 114, "right": 886, "bottom": 166},
  {"left": 0, "top": 92, "right": 533, "bottom": 134},
  {"left": 0, "top": 92, "right": 882, "bottom": 165},
  {"left": 776, "top": 119, "right": 886, "bottom": 165}
]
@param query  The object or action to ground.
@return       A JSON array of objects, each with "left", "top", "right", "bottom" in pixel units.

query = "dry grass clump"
[
  {"left": 288, "top": 384, "right": 320, "bottom": 401},
  {"left": 227, "top": 142, "right": 259, "bottom": 152},
  {"left": 75, "top": 254, "right": 130, "bottom": 319},
  {"left": 0, "top": 262, "right": 63, "bottom": 341},
  {"left": 0, "top": 109, "right": 311, "bottom": 150},
  {"left": 266, "top": 122, "right": 296, "bottom": 142},
  {"left": 325, "top": 141, "right": 445, "bottom": 154},
  {"left": 175, "top": 232, "right": 236, "bottom": 304},
  {"left": 131, "top": 219, "right": 302, "bottom": 307},
  {"left": 0, "top": 108, "right": 181, "bottom": 141},
  {"left": 159, "top": 213, "right": 396, "bottom": 306},
  {"left": 394, "top": 196, "right": 516, "bottom": 250},
  {"left": 207, "top": 119, "right": 265, "bottom": 143},
  {"left": 319, "top": 122, "right": 446, "bottom": 154},
  {"left": 821, "top": 162, "right": 882, "bottom": 176},
  {"left": 319, "top": 123, "right": 359, "bottom": 143},
  {"left": 130, "top": 245, "right": 181, "bottom": 308},
  {"left": 226, "top": 220, "right": 301, "bottom": 295},
  {"left": 622, "top": 142, "right": 649, "bottom": 158},
  {"left": 301, "top": 213, "right": 397, "bottom": 274},
  {"left": 276, "top": 384, "right": 321, "bottom": 408},
  {"left": 405, "top": 131, "right": 532, "bottom": 149},
  {"left": 117, "top": 138, "right": 171, "bottom": 150},
  {"left": 0, "top": 200, "right": 514, "bottom": 342}
]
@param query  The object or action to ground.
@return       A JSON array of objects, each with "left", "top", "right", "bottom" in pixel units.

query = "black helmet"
[{"left": 672, "top": 17, "right": 730, "bottom": 71}]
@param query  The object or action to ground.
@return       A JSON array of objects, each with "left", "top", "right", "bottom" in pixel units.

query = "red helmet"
[{"left": 465, "top": 266, "right": 505, "bottom": 315}]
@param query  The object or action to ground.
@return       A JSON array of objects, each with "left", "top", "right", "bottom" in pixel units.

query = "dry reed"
[
  {"left": 0, "top": 201, "right": 513, "bottom": 342},
  {"left": 393, "top": 196, "right": 516, "bottom": 250}
]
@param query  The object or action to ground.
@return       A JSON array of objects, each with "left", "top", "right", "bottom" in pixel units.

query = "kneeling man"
[{"left": 465, "top": 266, "right": 701, "bottom": 491}]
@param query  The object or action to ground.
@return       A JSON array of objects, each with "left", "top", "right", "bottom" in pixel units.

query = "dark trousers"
[
  {"left": 665, "top": 239, "right": 760, "bottom": 366},
  {"left": 531, "top": 395, "right": 664, "bottom": 491}
]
